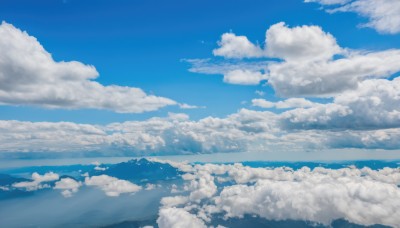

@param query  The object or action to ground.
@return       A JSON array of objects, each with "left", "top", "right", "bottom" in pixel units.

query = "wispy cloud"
[{"left": 306, "top": 0, "right": 400, "bottom": 34}]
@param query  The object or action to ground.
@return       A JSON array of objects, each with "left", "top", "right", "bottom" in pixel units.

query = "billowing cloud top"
[{"left": 155, "top": 160, "right": 400, "bottom": 228}]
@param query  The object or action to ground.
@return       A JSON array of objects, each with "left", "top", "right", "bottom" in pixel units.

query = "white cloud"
[
  {"left": 266, "top": 22, "right": 342, "bottom": 62},
  {"left": 159, "top": 162, "right": 400, "bottom": 227},
  {"left": 157, "top": 207, "right": 207, "bottom": 228},
  {"left": 13, "top": 172, "right": 59, "bottom": 191},
  {"left": 190, "top": 23, "right": 400, "bottom": 96},
  {"left": 264, "top": 22, "right": 400, "bottom": 97},
  {"left": 54, "top": 178, "right": 82, "bottom": 197},
  {"left": 213, "top": 22, "right": 342, "bottom": 62},
  {"left": 252, "top": 98, "right": 316, "bottom": 109},
  {"left": 268, "top": 49, "right": 400, "bottom": 97},
  {"left": 184, "top": 171, "right": 217, "bottom": 203},
  {"left": 145, "top": 183, "right": 158, "bottom": 190},
  {"left": 223, "top": 69, "right": 267, "bottom": 85},
  {"left": 214, "top": 175, "right": 400, "bottom": 227},
  {"left": 281, "top": 78, "right": 400, "bottom": 130},
  {"left": 0, "top": 21, "right": 176, "bottom": 113},
  {"left": 179, "top": 103, "right": 205, "bottom": 109},
  {"left": 0, "top": 105, "right": 399, "bottom": 155},
  {"left": 161, "top": 196, "right": 189, "bottom": 207},
  {"left": 306, "top": 0, "right": 400, "bottom": 34},
  {"left": 85, "top": 175, "right": 142, "bottom": 197},
  {"left": 213, "top": 33, "right": 264, "bottom": 59}
]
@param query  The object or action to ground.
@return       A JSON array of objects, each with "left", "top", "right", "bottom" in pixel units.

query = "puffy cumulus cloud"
[
  {"left": 13, "top": 172, "right": 59, "bottom": 191},
  {"left": 157, "top": 207, "right": 207, "bottom": 228},
  {"left": 160, "top": 196, "right": 189, "bottom": 207},
  {"left": 264, "top": 22, "right": 400, "bottom": 97},
  {"left": 85, "top": 175, "right": 142, "bottom": 197},
  {"left": 158, "top": 162, "right": 400, "bottom": 227},
  {"left": 268, "top": 49, "right": 400, "bottom": 97},
  {"left": 214, "top": 176, "right": 400, "bottom": 227},
  {"left": 223, "top": 69, "right": 267, "bottom": 85},
  {"left": 184, "top": 171, "right": 218, "bottom": 203},
  {"left": 213, "top": 33, "right": 264, "bottom": 59},
  {"left": 191, "top": 22, "right": 400, "bottom": 96},
  {"left": 306, "top": 0, "right": 400, "bottom": 34},
  {"left": 281, "top": 78, "right": 400, "bottom": 130},
  {"left": 212, "top": 22, "right": 342, "bottom": 62},
  {"left": 252, "top": 98, "right": 316, "bottom": 109},
  {"left": 54, "top": 178, "right": 82, "bottom": 197},
  {"left": 0, "top": 22, "right": 176, "bottom": 113},
  {"left": 265, "top": 22, "right": 342, "bottom": 62}
]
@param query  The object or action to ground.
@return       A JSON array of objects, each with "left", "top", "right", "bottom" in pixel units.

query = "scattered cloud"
[
  {"left": 252, "top": 98, "right": 316, "bottom": 109},
  {"left": 184, "top": 170, "right": 217, "bottom": 202},
  {"left": 54, "top": 178, "right": 82, "bottom": 197},
  {"left": 13, "top": 172, "right": 59, "bottom": 191},
  {"left": 213, "top": 33, "right": 264, "bottom": 58},
  {"left": 266, "top": 22, "right": 342, "bottom": 62},
  {"left": 223, "top": 69, "right": 267, "bottom": 85},
  {"left": 268, "top": 49, "right": 400, "bottom": 97},
  {"left": 281, "top": 78, "right": 400, "bottom": 130},
  {"left": 157, "top": 207, "right": 207, "bottom": 228},
  {"left": 160, "top": 196, "right": 189, "bottom": 207},
  {"left": 306, "top": 0, "right": 400, "bottom": 34},
  {"left": 179, "top": 103, "right": 205, "bottom": 109},
  {"left": 184, "top": 58, "right": 268, "bottom": 76},
  {"left": 0, "top": 22, "right": 176, "bottom": 113},
  {"left": 85, "top": 174, "right": 142, "bottom": 197},
  {"left": 189, "top": 22, "right": 400, "bottom": 96}
]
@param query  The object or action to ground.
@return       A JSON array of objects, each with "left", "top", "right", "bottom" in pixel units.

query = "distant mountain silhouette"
[
  {"left": 91, "top": 158, "right": 182, "bottom": 182},
  {"left": 0, "top": 173, "right": 29, "bottom": 186}
]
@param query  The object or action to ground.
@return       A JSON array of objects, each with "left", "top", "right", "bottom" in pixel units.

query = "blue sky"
[
  {"left": 0, "top": 0, "right": 400, "bottom": 158},
  {"left": 1, "top": 0, "right": 398, "bottom": 123}
]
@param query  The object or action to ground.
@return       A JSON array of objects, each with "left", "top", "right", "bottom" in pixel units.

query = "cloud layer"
[
  {"left": 0, "top": 108, "right": 399, "bottom": 156},
  {"left": 157, "top": 161, "right": 400, "bottom": 228},
  {"left": 0, "top": 22, "right": 176, "bottom": 113},
  {"left": 3, "top": 159, "right": 400, "bottom": 227}
]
